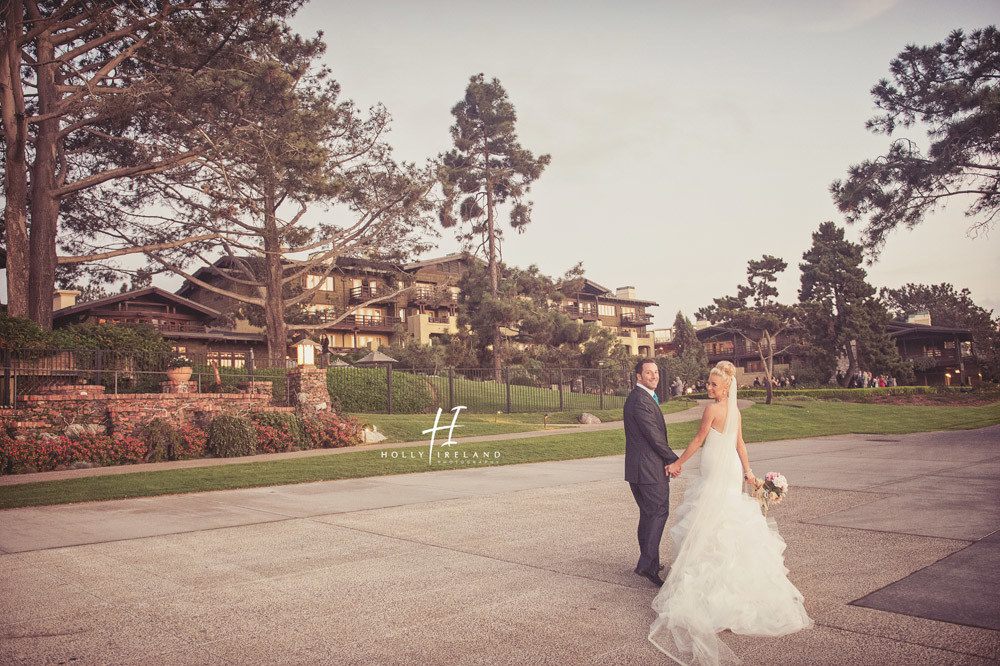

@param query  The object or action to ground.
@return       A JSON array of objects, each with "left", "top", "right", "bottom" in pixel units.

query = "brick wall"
[{"left": 2, "top": 382, "right": 294, "bottom": 438}]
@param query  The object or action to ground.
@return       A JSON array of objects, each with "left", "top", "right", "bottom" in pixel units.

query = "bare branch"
[{"left": 58, "top": 233, "right": 221, "bottom": 264}]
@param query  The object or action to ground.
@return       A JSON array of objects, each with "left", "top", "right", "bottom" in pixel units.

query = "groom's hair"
[{"left": 634, "top": 358, "right": 657, "bottom": 375}]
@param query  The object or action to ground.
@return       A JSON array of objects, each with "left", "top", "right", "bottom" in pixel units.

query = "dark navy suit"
[{"left": 624, "top": 384, "right": 679, "bottom": 575}]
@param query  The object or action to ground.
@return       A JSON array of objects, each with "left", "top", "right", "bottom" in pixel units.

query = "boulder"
[
  {"left": 363, "top": 428, "right": 388, "bottom": 444},
  {"left": 578, "top": 412, "right": 602, "bottom": 425}
]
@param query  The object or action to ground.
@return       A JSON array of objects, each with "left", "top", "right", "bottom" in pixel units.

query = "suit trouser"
[{"left": 629, "top": 481, "right": 670, "bottom": 573}]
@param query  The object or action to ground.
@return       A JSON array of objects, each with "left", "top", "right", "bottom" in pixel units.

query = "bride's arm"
[
  {"left": 674, "top": 404, "right": 717, "bottom": 467},
  {"left": 735, "top": 414, "right": 755, "bottom": 484}
]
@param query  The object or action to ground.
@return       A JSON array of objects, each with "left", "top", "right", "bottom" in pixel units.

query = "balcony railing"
[
  {"left": 349, "top": 285, "right": 380, "bottom": 303},
  {"left": 105, "top": 318, "right": 208, "bottom": 334},
  {"left": 901, "top": 349, "right": 959, "bottom": 362},
  {"left": 561, "top": 305, "right": 599, "bottom": 320},
  {"left": 344, "top": 315, "right": 400, "bottom": 329},
  {"left": 427, "top": 315, "right": 451, "bottom": 324},
  {"left": 621, "top": 313, "right": 653, "bottom": 326},
  {"left": 310, "top": 311, "right": 400, "bottom": 329},
  {"left": 412, "top": 286, "right": 459, "bottom": 304}
]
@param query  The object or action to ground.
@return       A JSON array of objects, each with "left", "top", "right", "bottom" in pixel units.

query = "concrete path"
[{"left": 1, "top": 421, "right": 998, "bottom": 663}]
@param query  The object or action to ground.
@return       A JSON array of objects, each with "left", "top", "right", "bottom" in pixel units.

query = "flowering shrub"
[
  {"left": 254, "top": 422, "right": 295, "bottom": 454},
  {"left": 250, "top": 412, "right": 304, "bottom": 453},
  {"left": 176, "top": 424, "right": 208, "bottom": 459},
  {"left": 0, "top": 411, "right": 361, "bottom": 475},
  {"left": 302, "top": 412, "right": 363, "bottom": 449},
  {"left": 0, "top": 432, "right": 146, "bottom": 475}
]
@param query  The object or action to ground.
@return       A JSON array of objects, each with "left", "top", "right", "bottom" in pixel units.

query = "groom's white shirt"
[{"left": 637, "top": 384, "right": 657, "bottom": 401}]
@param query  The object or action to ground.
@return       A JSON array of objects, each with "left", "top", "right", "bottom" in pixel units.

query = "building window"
[
  {"left": 306, "top": 275, "right": 335, "bottom": 291},
  {"left": 745, "top": 360, "right": 764, "bottom": 373},
  {"left": 704, "top": 340, "right": 734, "bottom": 355},
  {"left": 599, "top": 304, "right": 615, "bottom": 317},
  {"left": 207, "top": 351, "right": 246, "bottom": 368}
]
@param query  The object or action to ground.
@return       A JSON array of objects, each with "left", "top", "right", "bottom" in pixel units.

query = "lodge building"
[{"left": 48, "top": 253, "right": 658, "bottom": 364}]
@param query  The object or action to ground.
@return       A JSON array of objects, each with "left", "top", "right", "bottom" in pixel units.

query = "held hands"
[{"left": 666, "top": 462, "right": 682, "bottom": 478}]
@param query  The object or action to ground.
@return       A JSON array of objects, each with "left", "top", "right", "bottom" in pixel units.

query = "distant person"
[{"left": 754, "top": 376, "right": 761, "bottom": 388}]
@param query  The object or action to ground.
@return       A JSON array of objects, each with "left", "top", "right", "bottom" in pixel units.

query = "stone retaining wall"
[{"left": 1, "top": 382, "right": 295, "bottom": 437}]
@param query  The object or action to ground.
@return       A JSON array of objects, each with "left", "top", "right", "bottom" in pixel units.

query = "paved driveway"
[{"left": 1, "top": 425, "right": 998, "bottom": 664}]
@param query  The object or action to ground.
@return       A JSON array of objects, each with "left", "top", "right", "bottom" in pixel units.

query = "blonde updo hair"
[{"left": 709, "top": 361, "right": 737, "bottom": 387}]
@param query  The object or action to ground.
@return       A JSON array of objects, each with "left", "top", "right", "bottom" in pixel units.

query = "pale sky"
[
  {"left": 5, "top": 0, "right": 997, "bottom": 329},
  {"left": 289, "top": 0, "right": 1000, "bottom": 326}
]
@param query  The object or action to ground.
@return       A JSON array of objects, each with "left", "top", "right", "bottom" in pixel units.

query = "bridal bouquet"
[{"left": 751, "top": 472, "right": 788, "bottom": 517}]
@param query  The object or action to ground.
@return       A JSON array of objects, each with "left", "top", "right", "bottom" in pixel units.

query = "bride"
[{"left": 649, "top": 361, "right": 812, "bottom": 665}]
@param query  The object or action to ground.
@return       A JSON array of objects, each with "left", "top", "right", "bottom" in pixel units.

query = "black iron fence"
[
  {"left": 0, "top": 348, "right": 640, "bottom": 415},
  {"left": 326, "top": 363, "right": 636, "bottom": 414},
  {"left": 0, "top": 348, "right": 290, "bottom": 407}
]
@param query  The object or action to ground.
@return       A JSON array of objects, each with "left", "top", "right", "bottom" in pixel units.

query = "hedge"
[{"left": 326, "top": 367, "right": 434, "bottom": 413}]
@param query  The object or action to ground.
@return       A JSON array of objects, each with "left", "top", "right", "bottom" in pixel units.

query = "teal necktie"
[{"left": 653, "top": 392, "right": 660, "bottom": 404}]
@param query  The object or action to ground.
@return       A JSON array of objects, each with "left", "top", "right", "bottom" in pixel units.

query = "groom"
[{"left": 624, "top": 358, "right": 680, "bottom": 586}]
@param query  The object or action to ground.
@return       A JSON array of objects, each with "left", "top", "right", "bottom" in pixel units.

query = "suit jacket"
[{"left": 624, "top": 385, "right": 678, "bottom": 484}]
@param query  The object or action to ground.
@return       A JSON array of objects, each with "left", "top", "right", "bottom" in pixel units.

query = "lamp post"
[{"left": 293, "top": 338, "right": 319, "bottom": 368}]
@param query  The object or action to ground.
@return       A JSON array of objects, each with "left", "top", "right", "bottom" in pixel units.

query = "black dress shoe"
[{"left": 634, "top": 567, "right": 664, "bottom": 586}]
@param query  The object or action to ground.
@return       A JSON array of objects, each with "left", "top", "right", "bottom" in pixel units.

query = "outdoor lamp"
[{"left": 294, "top": 338, "right": 319, "bottom": 367}]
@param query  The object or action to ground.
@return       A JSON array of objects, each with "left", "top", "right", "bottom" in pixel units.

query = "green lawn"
[
  {"left": 668, "top": 399, "right": 1000, "bottom": 444},
  {"left": 352, "top": 399, "right": 697, "bottom": 443},
  {"left": 1, "top": 400, "right": 996, "bottom": 510}
]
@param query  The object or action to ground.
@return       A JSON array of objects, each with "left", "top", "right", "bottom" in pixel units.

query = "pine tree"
[
  {"left": 799, "top": 222, "right": 912, "bottom": 383},
  {"left": 439, "top": 74, "right": 550, "bottom": 380},
  {"left": 831, "top": 27, "right": 1000, "bottom": 257},
  {"left": 697, "top": 255, "right": 802, "bottom": 404}
]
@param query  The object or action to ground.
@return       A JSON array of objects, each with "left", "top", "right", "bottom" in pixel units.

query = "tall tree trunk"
[
  {"left": 486, "top": 186, "right": 502, "bottom": 382},
  {"left": 844, "top": 340, "right": 859, "bottom": 386},
  {"left": 27, "top": 32, "right": 59, "bottom": 329},
  {"left": 263, "top": 190, "right": 287, "bottom": 368},
  {"left": 765, "top": 332, "right": 775, "bottom": 405},
  {"left": 1, "top": 0, "right": 29, "bottom": 318}
]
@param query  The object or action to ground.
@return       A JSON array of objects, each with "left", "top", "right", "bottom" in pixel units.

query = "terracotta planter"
[{"left": 166, "top": 366, "right": 193, "bottom": 383}]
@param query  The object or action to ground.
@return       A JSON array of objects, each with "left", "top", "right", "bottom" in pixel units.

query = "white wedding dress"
[{"left": 649, "top": 387, "right": 812, "bottom": 665}]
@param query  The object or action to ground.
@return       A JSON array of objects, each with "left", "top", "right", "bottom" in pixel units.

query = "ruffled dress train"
[{"left": 648, "top": 427, "right": 812, "bottom": 665}]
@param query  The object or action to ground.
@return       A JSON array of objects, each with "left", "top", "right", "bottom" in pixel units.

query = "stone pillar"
[{"left": 286, "top": 366, "right": 331, "bottom": 417}]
